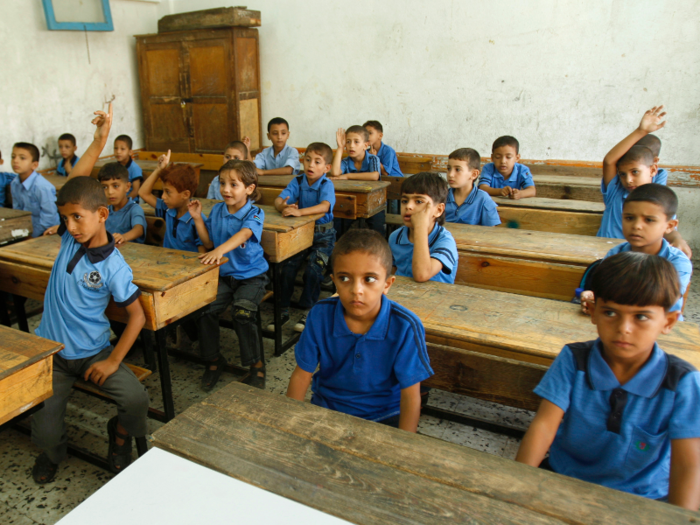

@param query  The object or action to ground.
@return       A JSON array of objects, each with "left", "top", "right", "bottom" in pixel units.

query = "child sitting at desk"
[
  {"left": 207, "top": 139, "right": 252, "bottom": 201},
  {"left": 479, "top": 136, "right": 536, "bottom": 200},
  {"left": 516, "top": 252, "right": 700, "bottom": 510},
  {"left": 188, "top": 160, "right": 269, "bottom": 391},
  {"left": 363, "top": 120, "right": 403, "bottom": 178},
  {"left": 56, "top": 133, "right": 79, "bottom": 177},
  {"left": 581, "top": 184, "right": 691, "bottom": 320},
  {"left": 286, "top": 229, "right": 433, "bottom": 431},
  {"left": 388, "top": 172, "right": 458, "bottom": 284},
  {"left": 254, "top": 117, "right": 300, "bottom": 176},
  {"left": 445, "top": 148, "right": 500, "bottom": 226},
  {"left": 34, "top": 104, "right": 149, "bottom": 482},
  {"left": 114, "top": 134, "right": 143, "bottom": 201},
  {"left": 99, "top": 163, "right": 146, "bottom": 244},
  {"left": 0, "top": 149, "right": 17, "bottom": 207}
]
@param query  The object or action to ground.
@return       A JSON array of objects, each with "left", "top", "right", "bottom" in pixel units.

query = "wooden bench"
[
  {"left": 493, "top": 197, "right": 604, "bottom": 235},
  {"left": 0, "top": 208, "right": 32, "bottom": 244},
  {"left": 73, "top": 363, "right": 152, "bottom": 401},
  {"left": 532, "top": 175, "right": 603, "bottom": 202}
]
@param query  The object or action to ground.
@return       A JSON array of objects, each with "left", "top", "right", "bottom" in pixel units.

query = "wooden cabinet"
[{"left": 135, "top": 28, "right": 262, "bottom": 154}]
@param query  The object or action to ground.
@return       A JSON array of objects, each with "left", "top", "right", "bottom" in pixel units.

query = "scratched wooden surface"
[
  {"left": 90, "top": 158, "right": 203, "bottom": 179},
  {"left": 492, "top": 197, "right": 605, "bottom": 213},
  {"left": 496, "top": 207, "right": 603, "bottom": 236},
  {"left": 0, "top": 208, "right": 32, "bottom": 243},
  {"left": 257, "top": 175, "right": 391, "bottom": 194}
]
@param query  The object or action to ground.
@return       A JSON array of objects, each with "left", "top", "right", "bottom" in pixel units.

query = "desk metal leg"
[
  {"left": 13, "top": 295, "right": 29, "bottom": 333},
  {"left": 0, "top": 292, "right": 11, "bottom": 327},
  {"left": 261, "top": 262, "right": 301, "bottom": 357},
  {"left": 154, "top": 328, "right": 175, "bottom": 421}
]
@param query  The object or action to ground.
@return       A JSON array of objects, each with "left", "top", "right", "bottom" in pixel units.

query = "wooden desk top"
[
  {"left": 533, "top": 175, "right": 601, "bottom": 187},
  {"left": 387, "top": 277, "right": 700, "bottom": 366},
  {"left": 0, "top": 325, "right": 62, "bottom": 382},
  {"left": 492, "top": 197, "right": 605, "bottom": 214},
  {"left": 42, "top": 173, "right": 68, "bottom": 191},
  {"left": 0, "top": 208, "right": 31, "bottom": 220},
  {"left": 91, "top": 158, "right": 203, "bottom": 175},
  {"left": 152, "top": 382, "right": 694, "bottom": 525},
  {"left": 258, "top": 175, "right": 391, "bottom": 193}
]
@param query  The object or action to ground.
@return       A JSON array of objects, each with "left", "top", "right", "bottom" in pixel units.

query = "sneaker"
[
  {"left": 266, "top": 312, "right": 289, "bottom": 332},
  {"left": 293, "top": 313, "right": 308, "bottom": 333},
  {"left": 320, "top": 275, "right": 334, "bottom": 292}
]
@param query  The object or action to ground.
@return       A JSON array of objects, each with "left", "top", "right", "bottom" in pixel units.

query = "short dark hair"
[
  {"left": 636, "top": 134, "right": 662, "bottom": 157},
  {"left": 114, "top": 135, "right": 133, "bottom": 150},
  {"left": 56, "top": 176, "right": 108, "bottom": 212},
  {"left": 58, "top": 133, "right": 76, "bottom": 146},
  {"left": 449, "top": 148, "right": 481, "bottom": 171},
  {"left": 161, "top": 164, "right": 199, "bottom": 196},
  {"left": 363, "top": 120, "right": 383, "bottom": 133},
  {"left": 331, "top": 229, "right": 393, "bottom": 277},
  {"left": 97, "top": 162, "right": 130, "bottom": 183},
  {"left": 617, "top": 145, "right": 654, "bottom": 168},
  {"left": 219, "top": 160, "right": 261, "bottom": 202},
  {"left": 624, "top": 183, "right": 678, "bottom": 218},
  {"left": 346, "top": 125, "right": 369, "bottom": 142},
  {"left": 590, "top": 252, "right": 680, "bottom": 311},
  {"left": 224, "top": 141, "right": 249, "bottom": 158},
  {"left": 492, "top": 135, "right": 519, "bottom": 154},
  {"left": 13, "top": 142, "right": 40, "bottom": 162},
  {"left": 305, "top": 142, "right": 333, "bottom": 164},
  {"left": 401, "top": 172, "right": 448, "bottom": 225},
  {"left": 267, "top": 118, "right": 289, "bottom": 132}
]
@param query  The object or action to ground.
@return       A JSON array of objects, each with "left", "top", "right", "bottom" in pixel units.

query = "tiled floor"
[{"left": 2, "top": 260, "right": 699, "bottom": 524}]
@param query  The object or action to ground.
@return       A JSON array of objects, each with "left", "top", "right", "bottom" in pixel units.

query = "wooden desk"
[
  {"left": 445, "top": 223, "right": 620, "bottom": 300},
  {"left": 0, "top": 208, "right": 32, "bottom": 244},
  {"left": 493, "top": 197, "right": 604, "bottom": 236},
  {"left": 151, "top": 382, "right": 694, "bottom": 525},
  {"left": 0, "top": 325, "right": 63, "bottom": 425},
  {"left": 90, "top": 159, "right": 203, "bottom": 192},
  {"left": 532, "top": 174, "right": 603, "bottom": 202},
  {"left": 137, "top": 150, "right": 222, "bottom": 171},
  {"left": 0, "top": 236, "right": 224, "bottom": 421},
  {"left": 42, "top": 173, "right": 69, "bottom": 192}
]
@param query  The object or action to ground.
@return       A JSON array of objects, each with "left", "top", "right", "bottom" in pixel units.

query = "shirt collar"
[
  {"left": 448, "top": 185, "right": 479, "bottom": 207},
  {"left": 657, "top": 238, "right": 671, "bottom": 257},
  {"left": 331, "top": 295, "right": 391, "bottom": 340},
  {"left": 271, "top": 145, "right": 288, "bottom": 160},
  {"left": 303, "top": 173, "right": 328, "bottom": 190},
  {"left": 21, "top": 171, "right": 40, "bottom": 190},
  {"left": 125, "top": 158, "right": 133, "bottom": 169},
  {"left": 60, "top": 155, "right": 77, "bottom": 168},
  {"left": 227, "top": 200, "right": 253, "bottom": 220},
  {"left": 166, "top": 206, "right": 194, "bottom": 223},
  {"left": 66, "top": 232, "right": 117, "bottom": 274}
]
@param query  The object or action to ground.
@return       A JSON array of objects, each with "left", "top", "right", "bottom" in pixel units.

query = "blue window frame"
[{"left": 42, "top": 0, "right": 114, "bottom": 31}]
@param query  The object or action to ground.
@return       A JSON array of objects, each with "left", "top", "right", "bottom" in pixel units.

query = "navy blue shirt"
[
  {"left": 0, "top": 172, "right": 18, "bottom": 207},
  {"left": 479, "top": 162, "right": 534, "bottom": 190},
  {"left": 11, "top": 171, "right": 60, "bottom": 237},
  {"left": 154, "top": 198, "right": 202, "bottom": 252},
  {"left": 375, "top": 143, "right": 403, "bottom": 177},
  {"left": 36, "top": 227, "right": 141, "bottom": 360},
  {"left": 535, "top": 339, "right": 700, "bottom": 500},
  {"left": 125, "top": 158, "right": 143, "bottom": 201},
  {"left": 389, "top": 224, "right": 459, "bottom": 284},
  {"left": 56, "top": 155, "right": 79, "bottom": 176},
  {"left": 106, "top": 200, "right": 147, "bottom": 244},
  {"left": 278, "top": 174, "right": 335, "bottom": 225},
  {"left": 295, "top": 295, "right": 434, "bottom": 421},
  {"left": 340, "top": 152, "right": 381, "bottom": 177},
  {"left": 445, "top": 186, "right": 500, "bottom": 226},
  {"left": 204, "top": 201, "right": 268, "bottom": 279}
]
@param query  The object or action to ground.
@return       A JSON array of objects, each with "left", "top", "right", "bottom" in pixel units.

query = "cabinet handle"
[{"left": 180, "top": 100, "right": 186, "bottom": 108}]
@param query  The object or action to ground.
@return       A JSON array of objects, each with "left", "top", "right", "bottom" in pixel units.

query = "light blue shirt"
[
  {"left": 106, "top": 200, "right": 147, "bottom": 244},
  {"left": 254, "top": 144, "right": 300, "bottom": 173},
  {"left": 207, "top": 176, "right": 223, "bottom": 200},
  {"left": 0, "top": 172, "right": 18, "bottom": 207},
  {"left": 340, "top": 152, "right": 381, "bottom": 176},
  {"left": 445, "top": 186, "right": 500, "bottom": 226},
  {"left": 375, "top": 143, "right": 403, "bottom": 177},
  {"left": 11, "top": 171, "right": 59, "bottom": 237},
  {"left": 56, "top": 155, "right": 79, "bottom": 177},
  {"left": 154, "top": 198, "right": 202, "bottom": 252},
  {"left": 278, "top": 174, "right": 335, "bottom": 225},
  {"left": 479, "top": 163, "right": 534, "bottom": 190},
  {"left": 389, "top": 223, "right": 458, "bottom": 284}
]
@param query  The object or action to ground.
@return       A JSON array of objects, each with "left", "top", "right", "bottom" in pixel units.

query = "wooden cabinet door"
[{"left": 232, "top": 28, "right": 262, "bottom": 153}]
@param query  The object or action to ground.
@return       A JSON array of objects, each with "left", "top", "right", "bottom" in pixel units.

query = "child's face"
[
  {"left": 332, "top": 251, "right": 395, "bottom": 322},
  {"left": 114, "top": 140, "right": 132, "bottom": 164},
  {"left": 491, "top": 145, "right": 520, "bottom": 177},
  {"left": 400, "top": 193, "right": 445, "bottom": 228},
  {"left": 222, "top": 147, "right": 246, "bottom": 164},
  {"left": 303, "top": 151, "right": 331, "bottom": 181},
  {"left": 101, "top": 178, "right": 131, "bottom": 207},
  {"left": 267, "top": 124, "right": 289, "bottom": 151},
  {"left": 590, "top": 298, "right": 677, "bottom": 364},
  {"left": 365, "top": 126, "right": 383, "bottom": 149},
  {"left": 219, "top": 170, "right": 254, "bottom": 209},
  {"left": 446, "top": 159, "right": 479, "bottom": 190},
  {"left": 617, "top": 161, "right": 656, "bottom": 192},
  {"left": 11, "top": 147, "right": 38, "bottom": 176},
  {"left": 622, "top": 201, "right": 677, "bottom": 251},
  {"left": 345, "top": 132, "right": 369, "bottom": 159},
  {"left": 58, "top": 202, "right": 108, "bottom": 246},
  {"left": 161, "top": 181, "right": 190, "bottom": 210},
  {"left": 58, "top": 140, "right": 77, "bottom": 160}
]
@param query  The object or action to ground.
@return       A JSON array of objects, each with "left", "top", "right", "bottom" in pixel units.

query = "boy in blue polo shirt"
[
  {"left": 10, "top": 142, "right": 59, "bottom": 236},
  {"left": 207, "top": 140, "right": 251, "bottom": 200},
  {"left": 581, "top": 184, "right": 691, "bottom": 320},
  {"left": 254, "top": 118, "right": 300, "bottom": 176},
  {"left": 363, "top": 121, "right": 403, "bottom": 178},
  {"left": 272, "top": 142, "right": 336, "bottom": 333},
  {"left": 98, "top": 163, "right": 147, "bottom": 244},
  {"left": 516, "top": 252, "right": 700, "bottom": 509},
  {"left": 114, "top": 134, "right": 143, "bottom": 200},
  {"left": 56, "top": 133, "right": 79, "bottom": 176},
  {"left": 287, "top": 229, "right": 433, "bottom": 431},
  {"left": 389, "top": 172, "right": 458, "bottom": 284},
  {"left": 445, "top": 148, "right": 500, "bottom": 226},
  {"left": 0, "top": 149, "right": 17, "bottom": 207},
  {"left": 479, "top": 135, "right": 535, "bottom": 200}
]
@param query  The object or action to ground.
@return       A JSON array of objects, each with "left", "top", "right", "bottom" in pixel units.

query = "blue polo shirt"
[
  {"left": 11, "top": 171, "right": 59, "bottom": 237},
  {"left": 0, "top": 172, "right": 18, "bottom": 207},
  {"left": 254, "top": 144, "right": 300, "bottom": 173},
  {"left": 37, "top": 227, "right": 141, "bottom": 360},
  {"left": 125, "top": 159, "right": 143, "bottom": 201},
  {"left": 376, "top": 143, "right": 403, "bottom": 177},
  {"left": 445, "top": 186, "right": 500, "bottom": 226},
  {"left": 278, "top": 174, "right": 335, "bottom": 225},
  {"left": 106, "top": 200, "right": 147, "bottom": 244},
  {"left": 597, "top": 175, "right": 667, "bottom": 239},
  {"left": 204, "top": 201, "right": 268, "bottom": 279},
  {"left": 207, "top": 176, "right": 223, "bottom": 201},
  {"left": 479, "top": 163, "right": 534, "bottom": 190},
  {"left": 295, "top": 295, "right": 434, "bottom": 421},
  {"left": 56, "top": 155, "right": 79, "bottom": 177},
  {"left": 655, "top": 168, "right": 668, "bottom": 186},
  {"left": 154, "top": 198, "right": 202, "bottom": 252},
  {"left": 340, "top": 152, "right": 381, "bottom": 177},
  {"left": 605, "top": 239, "right": 691, "bottom": 319},
  {"left": 389, "top": 224, "right": 458, "bottom": 284},
  {"left": 535, "top": 339, "right": 700, "bottom": 500}
]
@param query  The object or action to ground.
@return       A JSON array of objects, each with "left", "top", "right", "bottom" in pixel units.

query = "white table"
[{"left": 58, "top": 447, "right": 351, "bottom": 524}]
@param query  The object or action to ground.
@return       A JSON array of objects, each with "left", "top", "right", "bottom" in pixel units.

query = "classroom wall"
[{"left": 0, "top": 0, "right": 158, "bottom": 170}]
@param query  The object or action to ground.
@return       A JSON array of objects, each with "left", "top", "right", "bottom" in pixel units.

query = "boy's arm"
[
  {"left": 410, "top": 207, "right": 444, "bottom": 282},
  {"left": 343, "top": 171, "right": 380, "bottom": 181},
  {"left": 286, "top": 365, "right": 313, "bottom": 401},
  {"left": 479, "top": 184, "right": 506, "bottom": 197},
  {"left": 398, "top": 383, "right": 422, "bottom": 432},
  {"left": 668, "top": 438, "right": 700, "bottom": 510},
  {"left": 139, "top": 150, "right": 170, "bottom": 208},
  {"left": 38, "top": 188, "right": 60, "bottom": 236},
  {"left": 258, "top": 166, "right": 295, "bottom": 176},
  {"left": 515, "top": 399, "right": 565, "bottom": 467},
  {"left": 331, "top": 129, "right": 345, "bottom": 176},
  {"left": 114, "top": 225, "right": 145, "bottom": 245},
  {"left": 665, "top": 230, "right": 693, "bottom": 259},
  {"left": 511, "top": 186, "right": 536, "bottom": 200},
  {"left": 187, "top": 201, "right": 213, "bottom": 250},
  {"left": 199, "top": 228, "right": 252, "bottom": 266},
  {"left": 69, "top": 103, "right": 113, "bottom": 179},
  {"left": 282, "top": 201, "right": 330, "bottom": 218}
]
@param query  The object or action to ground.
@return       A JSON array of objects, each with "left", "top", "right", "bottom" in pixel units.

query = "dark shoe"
[
  {"left": 242, "top": 365, "right": 266, "bottom": 390},
  {"left": 320, "top": 275, "right": 335, "bottom": 292},
  {"left": 32, "top": 453, "right": 58, "bottom": 484},
  {"left": 201, "top": 354, "right": 226, "bottom": 392},
  {"left": 266, "top": 312, "right": 289, "bottom": 332},
  {"left": 293, "top": 313, "right": 308, "bottom": 333},
  {"left": 107, "top": 416, "right": 133, "bottom": 474}
]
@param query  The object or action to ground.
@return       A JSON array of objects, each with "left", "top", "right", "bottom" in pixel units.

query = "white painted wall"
[{"left": 0, "top": 0, "right": 158, "bottom": 170}]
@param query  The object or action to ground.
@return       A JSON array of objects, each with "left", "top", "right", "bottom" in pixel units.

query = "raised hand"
[
  {"left": 336, "top": 128, "right": 346, "bottom": 149},
  {"left": 580, "top": 291, "right": 595, "bottom": 315},
  {"left": 242, "top": 136, "right": 251, "bottom": 152},
  {"left": 188, "top": 199, "right": 202, "bottom": 220},
  {"left": 638, "top": 105, "right": 667, "bottom": 134},
  {"left": 92, "top": 101, "right": 113, "bottom": 143},
  {"left": 158, "top": 149, "right": 171, "bottom": 171}
]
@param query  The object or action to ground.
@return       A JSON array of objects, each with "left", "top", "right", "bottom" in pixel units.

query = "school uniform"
[
  {"left": 206, "top": 175, "right": 223, "bottom": 201},
  {"left": 154, "top": 198, "right": 202, "bottom": 252},
  {"left": 375, "top": 143, "right": 403, "bottom": 178},
  {"left": 106, "top": 200, "right": 147, "bottom": 244},
  {"left": 445, "top": 186, "right": 501, "bottom": 226},
  {"left": 605, "top": 239, "right": 691, "bottom": 319},
  {"left": 389, "top": 223, "right": 459, "bottom": 284},
  {"left": 337, "top": 152, "right": 384, "bottom": 235},
  {"left": 534, "top": 339, "right": 700, "bottom": 500},
  {"left": 124, "top": 159, "right": 143, "bottom": 201},
  {"left": 479, "top": 163, "right": 534, "bottom": 190},
  {"left": 11, "top": 171, "right": 59, "bottom": 237},
  {"left": 295, "top": 295, "right": 434, "bottom": 422},
  {"left": 0, "top": 172, "right": 17, "bottom": 207},
  {"left": 279, "top": 174, "right": 336, "bottom": 309},
  {"left": 254, "top": 144, "right": 300, "bottom": 173},
  {"left": 56, "top": 155, "right": 79, "bottom": 176},
  {"left": 32, "top": 225, "right": 148, "bottom": 464}
]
